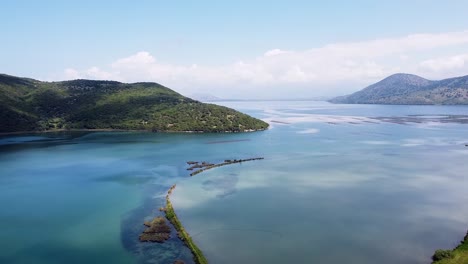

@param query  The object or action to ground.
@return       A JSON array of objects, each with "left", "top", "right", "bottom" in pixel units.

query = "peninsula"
[
  {"left": 0, "top": 74, "right": 268, "bottom": 133},
  {"left": 142, "top": 157, "right": 265, "bottom": 264}
]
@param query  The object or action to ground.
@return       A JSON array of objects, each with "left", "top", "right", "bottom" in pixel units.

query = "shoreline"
[
  {"left": 0, "top": 127, "right": 268, "bottom": 137},
  {"left": 432, "top": 230, "right": 468, "bottom": 263},
  {"left": 0, "top": 129, "right": 139, "bottom": 136}
]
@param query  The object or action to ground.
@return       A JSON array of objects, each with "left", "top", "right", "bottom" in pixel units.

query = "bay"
[{"left": 0, "top": 101, "right": 467, "bottom": 263}]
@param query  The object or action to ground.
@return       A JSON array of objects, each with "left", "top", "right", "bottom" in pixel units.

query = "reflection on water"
[
  {"left": 202, "top": 173, "right": 239, "bottom": 198},
  {"left": 0, "top": 101, "right": 467, "bottom": 263},
  {"left": 172, "top": 101, "right": 468, "bottom": 264}
]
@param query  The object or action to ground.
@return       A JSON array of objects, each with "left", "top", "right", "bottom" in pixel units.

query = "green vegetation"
[
  {"left": 432, "top": 231, "right": 468, "bottom": 264},
  {"left": 0, "top": 73, "right": 269, "bottom": 133},
  {"left": 165, "top": 185, "right": 208, "bottom": 264},
  {"left": 329, "top": 73, "right": 468, "bottom": 105},
  {"left": 433, "top": 250, "right": 455, "bottom": 262}
]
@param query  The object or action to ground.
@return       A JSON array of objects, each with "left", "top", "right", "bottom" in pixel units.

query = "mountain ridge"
[
  {"left": 329, "top": 73, "right": 468, "bottom": 105},
  {"left": 0, "top": 74, "right": 269, "bottom": 133}
]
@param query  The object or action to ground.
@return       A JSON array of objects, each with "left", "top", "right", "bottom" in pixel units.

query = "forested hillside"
[{"left": 0, "top": 74, "right": 268, "bottom": 133}]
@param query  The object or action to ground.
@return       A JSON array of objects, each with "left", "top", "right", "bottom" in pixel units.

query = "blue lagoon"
[{"left": 1, "top": 101, "right": 467, "bottom": 263}]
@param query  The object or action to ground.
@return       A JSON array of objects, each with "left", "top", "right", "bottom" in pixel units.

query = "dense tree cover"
[{"left": 0, "top": 74, "right": 268, "bottom": 133}]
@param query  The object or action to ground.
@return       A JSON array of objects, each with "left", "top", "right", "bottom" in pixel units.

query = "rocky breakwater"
[{"left": 187, "top": 158, "right": 264, "bottom": 176}]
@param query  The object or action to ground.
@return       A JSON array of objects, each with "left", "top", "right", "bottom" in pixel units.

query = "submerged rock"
[{"left": 139, "top": 216, "right": 171, "bottom": 243}]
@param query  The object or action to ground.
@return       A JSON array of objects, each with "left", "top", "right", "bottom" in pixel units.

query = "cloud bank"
[{"left": 63, "top": 30, "right": 468, "bottom": 99}]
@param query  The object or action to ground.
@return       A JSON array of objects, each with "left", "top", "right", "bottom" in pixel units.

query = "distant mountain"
[
  {"left": 329, "top": 73, "right": 468, "bottom": 105},
  {"left": 0, "top": 74, "right": 269, "bottom": 133}
]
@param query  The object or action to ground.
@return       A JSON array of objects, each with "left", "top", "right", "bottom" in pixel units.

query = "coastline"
[
  {"left": 0, "top": 127, "right": 268, "bottom": 137},
  {"left": 432, "top": 231, "right": 468, "bottom": 263},
  {"left": 0, "top": 128, "right": 138, "bottom": 136}
]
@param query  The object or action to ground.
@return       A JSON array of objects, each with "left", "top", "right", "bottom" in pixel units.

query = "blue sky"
[{"left": 2, "top": 0, "right": 468, "bottom": 98}]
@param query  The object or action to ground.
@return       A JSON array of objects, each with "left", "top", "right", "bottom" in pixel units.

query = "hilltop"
[
  {"left": 329, "top": 73, "right": 468, "bottom": 105},
  {"left": 0, "top": 74, "right": 269, "bottom": 133}
]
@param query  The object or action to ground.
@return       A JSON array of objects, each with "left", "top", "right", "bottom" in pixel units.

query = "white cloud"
[
  {"left": 419, "top": 54, "right": 468, "bottom": 73},
  {"left": 264, "top": 49, "right": 291, "bottom": 56},
  {"left": 64, "top": 68, "right": 81, "bottom": 79},
  {"left": 86, "top": 66, "right": 114, "bottom": 80},
  {"left": 399, "top": 54, "right": 409, "bottom": 61},
  {"left": 61, "top": 30, "right": 468, "bottom": 98},
  {"left": 318, "top": 31, "right": 468, "bottom": 58},
  {"left": 111, "top": 51, "right": 155, "bottom": 69}
]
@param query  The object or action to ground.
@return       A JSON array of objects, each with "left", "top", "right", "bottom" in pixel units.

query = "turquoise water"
[{"left": 1, "top": 101, "right": 468, "bottom": 263}]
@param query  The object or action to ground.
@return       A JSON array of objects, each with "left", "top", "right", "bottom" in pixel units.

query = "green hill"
[
  {"left": 0, "top": 74, "right": 269, "bottom": 133},
  {"left": 329, "top": 73, "right": 468, "bottom": 105}
]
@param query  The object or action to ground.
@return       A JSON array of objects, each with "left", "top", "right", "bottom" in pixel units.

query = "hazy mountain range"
[{"left": 329, "top": 73, "right": 468, "bottom": 105}]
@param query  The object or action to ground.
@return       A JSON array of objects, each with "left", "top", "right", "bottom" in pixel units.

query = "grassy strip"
[
  {"left": 165, "top": 185, "right": 208, "bottom": 264},
  {"left": 163, "top": 158, "right": 264, "bottom": 263},
  {"left": 432, "top": 231, "right": 468, "bottom": 264}
]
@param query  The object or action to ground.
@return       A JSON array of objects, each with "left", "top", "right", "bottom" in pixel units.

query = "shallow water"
[{"left": 0, "top": 101, "right": 467, "bottom": 263}]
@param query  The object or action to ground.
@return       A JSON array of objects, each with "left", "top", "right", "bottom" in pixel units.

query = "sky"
[{"left": 2, "top": 0, "right": 468, "bottom": 99}]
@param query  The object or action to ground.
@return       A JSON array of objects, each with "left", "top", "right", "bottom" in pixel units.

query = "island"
[
  {"left": 329, "top": 73, "right": 468, "bottom": 105},
  {"left": 0, "top": 73, "right": 269, "bottom": 133}
]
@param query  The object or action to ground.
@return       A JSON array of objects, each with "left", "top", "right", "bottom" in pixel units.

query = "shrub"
[{"left": 432, "top": 249, "right": 454, "bottom": 261}]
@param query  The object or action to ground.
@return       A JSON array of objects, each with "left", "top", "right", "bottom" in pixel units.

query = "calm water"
[{"left": 0, "top": 101, "right": 467, "bottom": 264}]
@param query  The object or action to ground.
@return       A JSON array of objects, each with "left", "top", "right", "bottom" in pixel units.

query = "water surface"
[{"left": 0, "top": 101, "right": 467, "bottom": 263}]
